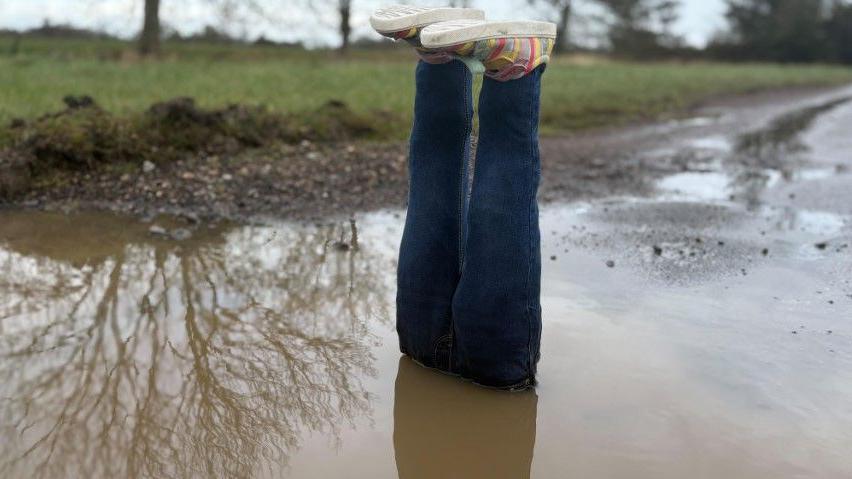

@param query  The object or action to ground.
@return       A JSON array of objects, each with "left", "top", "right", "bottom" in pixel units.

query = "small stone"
[
  {"left": 120, "top": 174, "right": 131, "bottom": 182},
  {"left": 550, "top": 255, "right": 557, "bottom": 261},
  {"left": 142, "top": 160, "right": 156, "bottom": 173},
  {"left": 606, "top": 260, "right": 615, "bottom": 268},
  {"left": 170, "top": 228, "right": 192, "bottom": 241},
  {"left": 222, "top": 173, "right": 233, "bottom": 181},
  {"left": 761, "top": 248, "right": 769, "bottom": 256},
  {"left": 333, "top": 241, "right": 351, "bottom": 252},
  {"left": 653, "top": 245, "right": 663, "bottom": 256},
  {"left": 149, "top": 225, "right": 168, "bottom": 236},
  {"left": 815, "top": 242, "right": 828, "bottom": 250}
]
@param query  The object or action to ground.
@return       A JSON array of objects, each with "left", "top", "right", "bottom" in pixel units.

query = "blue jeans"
[{"left": 397, "top": 60, "right": 544, "bottom": 389}]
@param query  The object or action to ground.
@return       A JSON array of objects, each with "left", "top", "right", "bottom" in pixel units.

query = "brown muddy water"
[
  {"left": 1, "top": 202, "right": 850, "bottom": 479},
  {"left": 2, "top": 88, "right": 852, "bottom": 479}
]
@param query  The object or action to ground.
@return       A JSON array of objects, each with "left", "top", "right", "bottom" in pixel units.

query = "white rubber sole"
[
  {"left": 421, "top": 20, "right": 557, "bottom": 48},
  {"left": 370, "top": 5, "right": 485, "bottom": 34}
]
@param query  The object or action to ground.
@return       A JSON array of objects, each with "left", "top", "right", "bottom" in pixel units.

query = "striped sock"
[
  {"left": 383, "top": 29, "right": 554, "bottom": 79},
  {"left": 459, "top": 37, "right": 555, "bottom": 81}
]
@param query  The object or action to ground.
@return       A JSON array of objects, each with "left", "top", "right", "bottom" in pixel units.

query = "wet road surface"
[{"left": 1, "top": 86, "right": 851, "bottom": 478}]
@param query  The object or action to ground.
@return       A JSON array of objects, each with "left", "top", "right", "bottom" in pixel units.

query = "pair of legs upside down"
[{"left": 372, "top": 5, "right": 555, "bottom": 390}]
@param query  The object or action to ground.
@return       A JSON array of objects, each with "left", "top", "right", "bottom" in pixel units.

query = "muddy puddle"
[{"left": 1, "top": 198, "right": 850, "bottom": 478}]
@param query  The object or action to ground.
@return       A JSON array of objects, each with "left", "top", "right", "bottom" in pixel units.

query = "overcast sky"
[{"left": 0, "top": 0, "right": 728, "bottom": 47}]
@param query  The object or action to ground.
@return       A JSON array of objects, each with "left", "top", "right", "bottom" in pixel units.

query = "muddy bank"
[
  {"left": 0, "top": 95, "right": 397, "bottom": 218},
  {"left": 9, "top": 139, "right": 410, "bottom": 221},
  {"left": 3, "top": 132, "right": 659, "bottom": 221},
  {"left": 2, "top": 84, "right": 850, "bottom": 221}
]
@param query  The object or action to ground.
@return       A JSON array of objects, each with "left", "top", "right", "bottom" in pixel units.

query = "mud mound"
[
  {"left": 8, "top": 97, "right": 141, "bottom": 177},
  {"left": 142, "top": 97, "right": 293, "bottom": 151}
]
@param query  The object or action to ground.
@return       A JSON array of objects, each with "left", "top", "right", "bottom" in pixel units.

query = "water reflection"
[
  {"left": 393, "top": 357, "right": 538, "bottom": 479},
  {"left": 0, "top": 211, "right": 390, "bottom": 479},
  {"left": 729, "top": 97, "right": 850, "bottom": 209}
]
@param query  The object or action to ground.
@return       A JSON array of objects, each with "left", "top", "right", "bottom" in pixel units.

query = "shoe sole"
[
  {"left": 421, "top": 20, "right": 557, "bottom": 48},
  {"left": 370, "top": 5, "right": 485, "bottom": 34}
]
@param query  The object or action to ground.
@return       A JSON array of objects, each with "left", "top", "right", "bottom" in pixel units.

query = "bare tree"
[
  {"left": 593, "top": 0, "right": 683, "bottom": 56},
  {"left": 137, "top": 0, "right": 270, "bottom": 57},
  {"left": 528, "top": 0, "right": 574, "bottom": 52},
  {"left": 139, "top": 0, "right": 160, "bottom": 55},
  {"left": 302, "top": 0, "right": 354, "bottom": 52},
  {"left": 339, "top": 0, "right": 352, "bottom": 51}
]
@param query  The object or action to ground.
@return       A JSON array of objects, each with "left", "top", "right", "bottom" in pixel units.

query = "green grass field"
[{"left": 2, "top": 35, "right": 852, "bottom": 139}]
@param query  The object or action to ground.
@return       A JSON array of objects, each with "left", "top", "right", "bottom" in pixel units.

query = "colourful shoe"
[
  {"left": 421, "top": 20, "right": 557, "bottom": 81},
  {"left": 370, "top": 5, "right": 486, "bottom": 64}
]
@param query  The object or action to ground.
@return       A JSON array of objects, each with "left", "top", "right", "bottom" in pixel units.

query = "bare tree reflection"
[{"left": 0, "top": 211, "right": 390, "bottom": 478}]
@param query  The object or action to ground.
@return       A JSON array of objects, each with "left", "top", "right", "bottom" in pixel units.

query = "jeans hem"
[{"left": 404, "top": 353, "right": 536, "bottom": 392}]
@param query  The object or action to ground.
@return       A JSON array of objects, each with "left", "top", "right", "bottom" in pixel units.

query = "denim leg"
[
  {"left": 397, "top": 60, "right": 473, "bottom": 371},
  {"left": 452, "top": 66, "right": 545, "bottom": 389}
]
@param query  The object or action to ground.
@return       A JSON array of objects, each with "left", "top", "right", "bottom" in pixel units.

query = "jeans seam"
[
  {"left": 458, "top": 62, "right": 472, "bottom": 275},
  {"left": 525, "top": 70, "right": 539, "bottom": 376},
  {"left": 453, "top": 61, "right": 473, "bottom": 374}
]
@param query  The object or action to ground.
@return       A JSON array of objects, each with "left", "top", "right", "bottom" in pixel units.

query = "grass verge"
[{"left": 1, "top": 39, "right": 851, "bottom": 138}]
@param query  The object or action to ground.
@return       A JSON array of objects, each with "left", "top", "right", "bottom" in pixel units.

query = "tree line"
[
  {"left": 709, "top": 0, "right": 852, "bottom": 64},
  {"left": 129, "top": 0, "right": 852, "bottom": 64},
  {"left": 534, "top": 0, "right": 851, "bottom": 63}
]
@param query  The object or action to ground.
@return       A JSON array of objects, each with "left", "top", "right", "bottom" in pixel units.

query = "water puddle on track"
[{"left": 1, "top": 205, "right": 851, "bottom": 479}]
